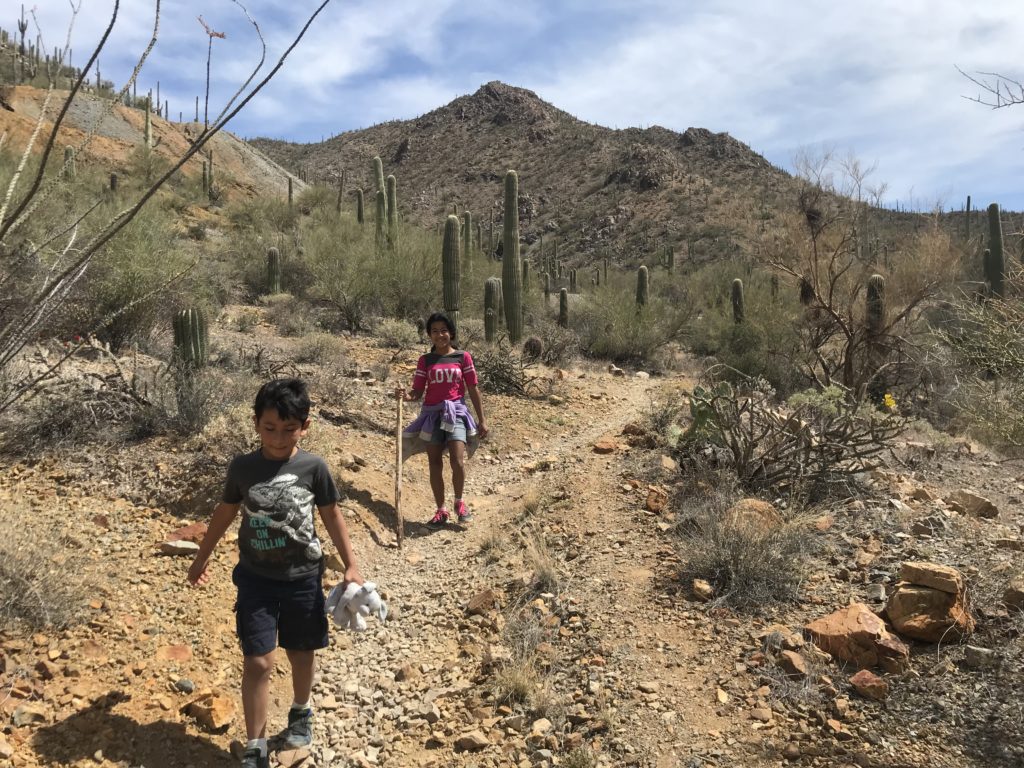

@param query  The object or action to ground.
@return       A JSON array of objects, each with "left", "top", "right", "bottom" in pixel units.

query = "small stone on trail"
[
  {"left": 159, "top": 540, "right": 200, "bottom": 556},
  {"left": 849, "top": 669, "right": 888, "bottom": 701}
]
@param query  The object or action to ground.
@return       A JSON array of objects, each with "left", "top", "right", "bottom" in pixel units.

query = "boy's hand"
[
  {"left": 187, "top": 557, "right": 210, "bottom": 586},
  {"left": 344, "top": 564, "right": 364, "bottom": 587}
]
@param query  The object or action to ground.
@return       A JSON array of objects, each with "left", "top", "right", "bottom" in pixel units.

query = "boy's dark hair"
[
  {"left": 425, "top": 311, "right": 458, "bottom": 352},
  {"left": 254, "top": 378, "right": 311, "bottom": 422}
]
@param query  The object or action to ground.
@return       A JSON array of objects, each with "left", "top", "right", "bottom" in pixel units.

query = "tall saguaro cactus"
[
  {"left": 866, "top": 274, "right": 886, "bottom": 337},
  {"left": 386, "top": 174, "right": 398, "bottom": 247},
  {"left": 731, "top": 278, "right": 745, "bottom": 323},
  {"left": 267, "top": 247, "right": 282, "bottom": 294},
  {"left": 442, "top": 215, "right": 461, "bottom": 330},
  {"left": 375, "top": 190, "right": 387, "bottom": 251},
  {"left": 987, "top": 202, "right": 1005, "bottom": 298},
  {"left": 173, "top": 308, "right": 208, "bottom": 369},
  {"left": 636, "top": 266, "right": 649, "bottom": 308},
  {"left": 558, "top": 288, "right": 569, "bottom": 328},
  {"left": 484, "top": 277, "right": 501, "bottom": 342},
  {"left": 502, "top": 170, "right": 523, "bottom": 343},
  {"left": 462, "top": 210, "right": 472, "bottom": 276},
  {"left": 373, "top": 156, "right": 386, "bottom": 208},
  {"left": 356, "top": 188, "right": 364, "bottom": 224}
]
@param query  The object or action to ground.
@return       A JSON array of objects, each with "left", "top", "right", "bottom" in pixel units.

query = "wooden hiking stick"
[{"left": 395, "top": 391, "right": 404, "bottom": 548}]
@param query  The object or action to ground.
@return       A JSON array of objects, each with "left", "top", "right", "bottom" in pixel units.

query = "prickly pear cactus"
[
  {"left": 502, "top": 170, "right": 523, "bottom": 343},
  {"left": 442, "top": 215, "right": 461, "bottom": 329},
  {"left": 267, "top": 247, "right": 282, "bottom": 294},
  {"left": 173, "top": 308, "right": 208, "bottom": 368}
]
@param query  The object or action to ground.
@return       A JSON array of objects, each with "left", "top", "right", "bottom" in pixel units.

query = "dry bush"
[
  {"left": 373, "top": 318, "right": 420, "bottom": 349},
  {"left": 475, "top": 340, "right": 541, "bottom": 397},
  {"left": 675, "top": 484, "right": 816, "bottom": 610},
  {"left": 293, "top": 332, "right": 346, "bottom": 365},
  {"left": 0, "top": 506, "right": 94, "bottom": 631},
  {"left": 524, "top": 533, "right": 561, "bottom": 594}
]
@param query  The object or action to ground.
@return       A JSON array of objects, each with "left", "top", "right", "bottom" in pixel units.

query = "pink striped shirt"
[{"left": 411, "top": 351, "right": 478, "bottom": 405}]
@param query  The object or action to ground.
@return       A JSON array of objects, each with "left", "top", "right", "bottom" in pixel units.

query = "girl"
[{"left": 397, "top": 312, "right": 488, "bottom": 526}]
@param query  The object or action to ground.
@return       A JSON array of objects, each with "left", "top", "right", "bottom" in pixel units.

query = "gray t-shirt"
[{"left": 223, "top": 448, "right": 340, "bottom": 581}]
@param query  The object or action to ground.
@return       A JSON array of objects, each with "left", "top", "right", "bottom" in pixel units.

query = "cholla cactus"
[
  {"left": 731, "top": 278, "right": 744, "bottom": 323},
  {"left": 502, "top": 170, "right": 523, "bottom": 343},
  {"left": 267, "top": 247, "right": 282, "bottom": 293},
  {"left": 636, "top": 266, "right": 649, "bottom": 307},
  {"left": 442, "top": 215, "right": 461, "bottom": 329},
  {"left": 987, "top": 203, "right": 1005, "bottom": 298},
  {"left": 173, "top": 308, "right": 208, "bottom": 369},
  {"left": 484, "top": 276, "right": 501, "bottom": 342},
  {"left": 558, "top": 288, "right": 569, "bottom": 328}
]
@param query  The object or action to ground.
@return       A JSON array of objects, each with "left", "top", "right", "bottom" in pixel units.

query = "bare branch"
[{"left": 957, "top": 66, "right": 1024, "bottom": 109}]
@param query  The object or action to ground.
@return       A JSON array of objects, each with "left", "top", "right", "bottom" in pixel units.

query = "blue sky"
[{"left": 25, "top": 0, "right": 1024, "bottom": 211}]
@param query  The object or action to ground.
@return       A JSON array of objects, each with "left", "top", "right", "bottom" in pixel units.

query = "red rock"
[
  {"left": 946, "top": 489, "right": 998, "bottom": 519},
  {"left": 465, "top": 589, "right": 499, "bottom": 616},
  {"left": 899, "top": 562, "right": 964, "bottom": 595},
  {"left": 592, "top": 439, "right": 618, "bottom": 454},
  {"left": 726, "top": 499, "right": 782, "bottom": 530},
  {"left": 885, "top": 584, "right": 975, "bottom": 642},
  {"left": 184, "top": 692, "right": 235, "bottom": 732},
  {"left": 155, "top": 644, "right": 193, "bottom": 662},
  {"left": 849, "top": 669, "right": 888, "bottom": 700},
  {"left": 779, "top": 650, "right": 808, "bottom": 679},
  {"left": 805, "top": 603, "right": 910, "bottom": 672},
  {"left": 645, "top": 486, "right": 669, "bottom": 513},
  {"left": 167, "top": 522, "right": 208, "bottom": 543}
]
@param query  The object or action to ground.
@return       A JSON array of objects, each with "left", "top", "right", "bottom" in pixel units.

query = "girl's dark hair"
[
  {"left": 425, "top": 312, "right": 458, "bottom": 352},
  {"left": 253, "top": 378, "right": 311, "bottom": 422}
]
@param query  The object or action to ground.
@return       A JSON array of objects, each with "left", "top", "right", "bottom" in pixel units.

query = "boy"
[{"left": 187, "top": 379, "right": 362, "bottom": 768}]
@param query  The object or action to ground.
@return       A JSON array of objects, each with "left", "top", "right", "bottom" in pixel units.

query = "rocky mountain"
[{"left": 250, "top": 81, "right": 799, "bottom": 267}]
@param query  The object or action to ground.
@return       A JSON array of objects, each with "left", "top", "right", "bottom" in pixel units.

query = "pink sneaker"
[
  {"left": 427, "top": 508, "right": 449, "bottom": 527},
  {"left": 454, "top": 500, "right": 472, "bottom": 523}
]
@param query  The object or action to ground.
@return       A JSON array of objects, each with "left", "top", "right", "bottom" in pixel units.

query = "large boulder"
[
  {"left": 885, "top": 562, "right": 975, "bottom": 643},
  {"left": 945, "top": 489, "right": 999, "bottom": 519},
  {"left": 805, "top": 603, "right": 910, "bottom": 673}
]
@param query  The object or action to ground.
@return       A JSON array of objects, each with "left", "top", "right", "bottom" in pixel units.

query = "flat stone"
[
  {"left": 849, "top": 669, "right": 888, "bottom": 701},
  {"left": 899, "top": 562, "right": 964, "bottom": 595},
  {"left": 805, "top": 603, "right": 910, "bottom": 673},
  {"left": 946, "top": 489, "right": 999, "bottom": 519}
]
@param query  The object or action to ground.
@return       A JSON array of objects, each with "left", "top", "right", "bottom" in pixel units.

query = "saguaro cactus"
[
  {"left": 173, "top": 308, "right": 208, "bottom": 368},
  {"left": 558, "top": 288, "right": 569, "bottom": 328},
  {"left": 372, "top": 156, "right": 387, "bottom": 220},
  {"left": 267, "top": 247, "right": 282, "bottom": 293},
  {"left": 375, "top": 190, "right": 387, "bottom": 251},
  {"left": 442, "top": 215, "right": 461, "bottom": 329},
  {"left": 636, "top": 266, "right": 649, "bottom": 307},
  {"left": 731, "top": 278, "right": 745, "bottom": 323},
  {"left": 987, "top": 202, "right": 1005, "bottom": 298},
  {"left": 356, "top": 188, "right": 364, "bottom": 224},
  {"left": 543, "top": 272, "right": 551, "bottom": 303},
  {"left": 866, "top": 274, "right": 886, "bottom": 337},
  {"left": 287, "top": 177, "right": 293, "bottom": 209},
  {"left": 502, "top": 170, "right": 523, "bottom": 343},
  {"left": 62, "top": 146, "right": 75, "bottom": 180},
  {"left": 484, "top": 277, "right": 501, "bottom": 342},
  {"left": 386, "top": 174, "right": 398, "bottom": 247},
  {"left": 462, "top": 210, "right": 472, "bottom": 275},
  {"left": 522, "top": 259, "right": 530, "bottom": 293}
]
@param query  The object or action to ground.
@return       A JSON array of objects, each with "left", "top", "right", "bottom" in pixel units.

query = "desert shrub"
[
  {"left": 530, "top": 317, "right": 579, "bottom": 366},
  {"left": 681, "top": 374, "right": 905, "bottom": 497},
  {"left": 0, "top": 505, "right": 94, "bottom": 631},
  {"left": 573, "top": 277, "right": 691, "bottom": 365},
  {"left": 522, "top": 336, "right": 543, "bottom": 360},
  {"left": 62, "top": 208, "right": 195, "bottom": 352},
  {"left": 262, "top": 293, "right": 313, "bottom": 337},
  {"left": 374, "top": 318, "right": 420, "bottom": 349},
  {"left": 475, "top": 340, "right": 540, "bottom": 396},
  {"left": 294, "top": 332, "right": 346, "bottom": 365},
  {"left": 675, "top": 485, "right": 815, "bottom": 610},
  {"left": 456, "top": 317, "right": 485, "bottom": 349},
  {"left": 228, "top": 196, "right": 299, "bottom": 236}
]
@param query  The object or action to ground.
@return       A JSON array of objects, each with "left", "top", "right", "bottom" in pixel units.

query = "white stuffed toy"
[{"left": 325, "top": 581, "right": 388, "bottom": 632}]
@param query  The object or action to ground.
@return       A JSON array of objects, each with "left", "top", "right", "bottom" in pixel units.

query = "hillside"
[
  {"left": 0, "top": 85, "right": 300, "bottom": 202},
  {"left": 250, "top": 81, "right": 799, "bottom": 266}
]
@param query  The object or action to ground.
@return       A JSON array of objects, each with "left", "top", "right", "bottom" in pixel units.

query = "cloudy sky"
[{"left": 25, "top": 0, "right": 1024, "bottom": 210}]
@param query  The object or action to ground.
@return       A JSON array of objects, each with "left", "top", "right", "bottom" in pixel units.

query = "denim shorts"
[
  {"left": 232, "top": 564, "right": 328, "bottom": 656},
  {"left": 428, "top": 421, "right": 467, "bottom": 445}
]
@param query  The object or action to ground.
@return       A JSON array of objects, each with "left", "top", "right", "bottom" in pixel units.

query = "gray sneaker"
[
  {"left": 241, "top": 747, "right": 269, "bottom": 768},
  {"left": 282, "top": 707, "right": 314, "bottom": 749}
]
